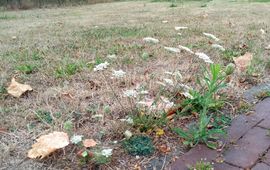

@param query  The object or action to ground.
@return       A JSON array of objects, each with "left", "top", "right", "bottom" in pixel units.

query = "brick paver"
[
  {"left": 170, "top": 145, "right": 218, "bottom": 170},
  {"left": 252, "top": 163, "right": 270, "bottom": 170},
  {"left": 170, "top": 98, "right": 270, "bottom": 170},
  {"left": 224, "top": 127, "right": 270, "bottom": 168},
  {"left": 263, "top": 151, "right": 270, "bottom": 165},
  {"left": 226, "top": 115, "right": 261, "bottom": 143}
]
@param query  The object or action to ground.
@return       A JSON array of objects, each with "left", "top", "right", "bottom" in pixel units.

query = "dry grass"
[{"left": 1, "top": 0, "right": 270, "bottom": 169}]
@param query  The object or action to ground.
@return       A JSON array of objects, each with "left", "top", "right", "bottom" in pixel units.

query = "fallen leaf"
[
  {"left": 233, "top": 52, "right": 253, "bottom": 72},
  {"left": 158, "top": 144, "right": 171, "bottom": 153},
  {"left": 83, "top": 139, "right": 97, "bottom": 148},
  {"left": 7, "top": 78, "right": 32, "bottom": 98},
  {"left": 28, "top": 131, "right": 69, "bottom": 159},
  {"left": 156, "top": 128, "right": 165, "bottom": 136}
]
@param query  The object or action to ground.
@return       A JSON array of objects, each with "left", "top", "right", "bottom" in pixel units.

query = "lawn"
[{"left": 0, "top": 0, "right": 270, "bottom": 169}]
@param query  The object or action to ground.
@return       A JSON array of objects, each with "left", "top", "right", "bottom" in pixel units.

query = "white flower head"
[
  {"left": 260, "top": 28, "right": 266, "bottom": 35},
  {"left": 203, "top": 32, "right": 220, "bottom": 41},
  {"left": 107, "top": 54, "right": 117, "bottom": 59},
  {"left": 175, "top": 26, "right": 188, "bottom": 30},
  {"left": 112, "top": 69, "right": 126, "bottom": 78},
  {"left": 120, "top": 117, "right": 134, "bottom": 124},
  {"left": 94, "top": 61, "right": 110, "bottom": 71},
  {"left": 165, "top": 71, "right": 183, "bottom": 80},
  {"left": 178, "top": 45, "right": 194, "bottom": 54},
  {"left": 71, "top": 135, "right": 83, "bottom": 144},
  {"left": 164, "top": 78, "right": 174, "bottom": 86},
  {"left": 164, "top": 47, "right": 180, "bottom": 53},
  {"left": 101, "top": 148, "right": 113, "bottom": 157},
  {"left": 212, "top": 44, "right": 225, "bottom": 51},
  {"left": 143, "top": 37, "right": 159, "bottom": 44},
  {"left": 195, "top": 52, "right": 214, "bottom": 64},
  {"left": 139, "top": 90, "right": 149, "bottom": 95},
  {"left": 124, "top": 130, "right": 133, "bottom": 139},
  {"left": 123, "top": 89, "right": 138, "bottom": 98}
]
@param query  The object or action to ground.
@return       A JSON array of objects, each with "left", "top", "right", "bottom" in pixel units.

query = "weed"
[
  {"left": 16, "top": 64, "right": 36, "bottom": 74},
  {"left": 63, "top": 120, "right": 73, "bottom": 134},
  {"left": 123, "top": 135, "right": 154, "bottom": 156},
  {"left": 188, "top": 159, "right": 214, "bottom": 170},
  {"left": 174, "top": 109, "right": 225, "bottom": 149},
  {"left": 222, "top": 49, "right": 240, "bottom": 62},
  {"left": 174, "top": 64, "right": 229, "bottom": 149},
  {"left": 35, "top": 110, "right": 53, "bottom": 124},
  {"left": 55, "top": 63, "right": 81, "bottom": 78},
  {"left": 256, "top": 91, "right": 270, "bottom": 100},
  {"left": 180, "top": 64, "right": 227, "bottom": 115},
  {"left": 133, "top": 113, "right": 168, "bottom": 132},
  {"left": 0, "top": 14, "right": 16, "bottom": 20}
]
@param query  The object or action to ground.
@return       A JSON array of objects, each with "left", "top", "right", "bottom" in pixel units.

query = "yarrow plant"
[
  {"left": 112, "top": 69, "right": 126, "bottom": 78},
  {"left": 94, "top": 61, "right": 110, "bottom": 71}
]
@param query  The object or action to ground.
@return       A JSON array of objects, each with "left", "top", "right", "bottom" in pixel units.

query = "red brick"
[
  {"left": 224, "top": 127, "right": 270, "bottom": 169},
  {"left": 170, "top": 145, "right": 218, "bottom": 170},
  {"left": 227, "top": 115, "right": 261, "bottom": 143},
  {"left": 252, "top": 163, "right": 270, "bottom": 170},
  {"left": 214, "top": 163, "right": 241, "bottom": 170},
  {"left": 255, "top": 98, "right": 270, "bottom": 119}
]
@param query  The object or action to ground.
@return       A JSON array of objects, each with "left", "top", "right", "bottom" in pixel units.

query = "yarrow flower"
[
  {"left": 143, "top": 37, "right": 159, "bottom": 44},
  {"left": 107, "top": 54, "right": 117, "bottom": 59},
  {"left": 178, "top": 45, "right": 194, "bottom": 54},
  {"left": 163, "top": 78, "right": 174, "bottom": 86},
  {"left": 195, "top": 52, "right": 214, "bottom": 64},
  {"left": 164, "top": 47, "right": 180, "bottom": 53},
  {"left": 212, "top": 44, "right": 225, "bottom": 51},
  {"left": 203, "top": 32, "right": 220, "bottom": 41},
  {"left": 71, "top": 135, "right": 83, "bottom": 144},
  {"left": 112, "top": 69, "right": 126, "bottom": 78},
  {"left": 175, "top": 26, "right": 188, "bottom": 30},
  {"left": 123, "top": 89, "right": 138, "bottom": 98},
  {"left": 93, "top": 61, "right": 109, "bottom": 71},
  {"left": 101, "top": 148, "right": 113, "bottom": 157}
]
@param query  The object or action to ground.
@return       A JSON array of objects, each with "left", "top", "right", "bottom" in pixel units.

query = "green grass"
[
  {"left": 55, "top": 62, "right": 82, "bottom": 78},
  {"left": 81, "top": 27, "right": 149, "bottom": 40},
  {"left": 0, "top": 13, "right": 16, "bottom": 20}
]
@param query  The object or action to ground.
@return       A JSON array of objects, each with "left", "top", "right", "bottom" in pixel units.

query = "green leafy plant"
[
  {"left": 174, "top": 109, "right": 225, "bottom": 149},
  {"left": 180, "top": 64, "right": 227, "bottom": 115},
  {"left": 35, "top": 110, "right": 53, "bottom": 124},
  {"left": 133, "top": 113, "right": 168, "bottom": 132},
  {"left": 188, "top": 160, "right": 214, "bottom": 170},
  {"left": 55, "top": 63, "right": 81, "bottom": 78},
  {"left": 17, "top": 64, "right": 36, "bottom": 74},
  {"left": 123, "top": 135, "right": 154, "bottom": 156},
  {"left": 174, "top": 64, "right": 229, "bottom": 149}
]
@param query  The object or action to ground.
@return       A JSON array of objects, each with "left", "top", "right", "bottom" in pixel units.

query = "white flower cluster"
[
  {"left": 101, "top": 148, "right": 113, "bottom": 157},
  {"left": 123, "top": 89, "right": 138, "bottom": 98},
  {"left": 71, "top": 135, "right": 83, "bottom": 144},
  {"left": 195, "top": 52, "right": 214, "bottom": 64},
  {"left": 203, "top": 32, "right": 220, "bottom": 41},
  {"left": 112, "top": 69, "right": 126, "bottom": 78},
  {"left": 94, "top": 61, "right": 110, "bottom": 71}
]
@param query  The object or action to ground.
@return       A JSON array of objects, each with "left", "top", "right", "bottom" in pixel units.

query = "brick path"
[{"left": 170, "top": 98, "right": 270, "bottom": 170}]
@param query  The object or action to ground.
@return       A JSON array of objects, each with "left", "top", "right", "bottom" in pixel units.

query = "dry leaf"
[
  {"left": 83, "top": 139, "right": 97, "bottom": 148},
  {"left": 28, "top": 131, "right": 69, "bottom": 159},
  {"left": 7, "top": 78, "right": 32, "bottom": 98},
  {"left": 233, "top": 52, "right": 253, "bottom": 72},
  {"left": 158, "top": 144, "right": 171, "bottom": 154}
]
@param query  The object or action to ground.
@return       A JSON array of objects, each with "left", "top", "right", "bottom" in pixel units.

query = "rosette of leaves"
[{"left": 123, "top": 135, "right": 154, "bottom": 156}]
